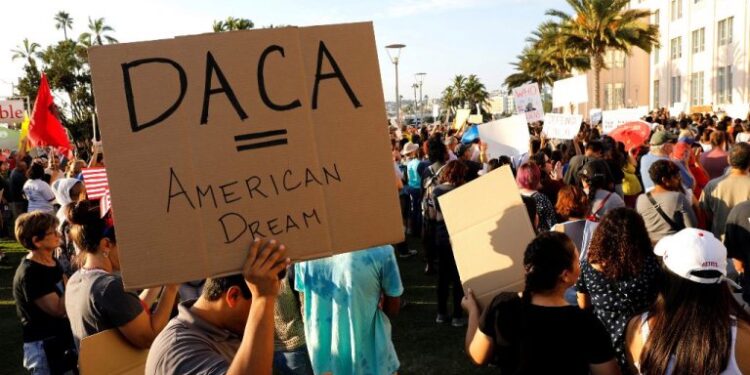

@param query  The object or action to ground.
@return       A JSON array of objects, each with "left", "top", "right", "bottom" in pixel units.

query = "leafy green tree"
[
  {"left": 212, "top": 17, "right": 254, "bottom": 32},
  {"left": 464, "top": 74, "right": 490, "bottom": 114},
  {"left": 547, "top": 0, "right": 659, "bottom": 108},
  {"left": 11, "top": 38, "right": 41, "bottom": 68},
  {"left": 54, "top": 11, "right": 74, "bottom": 40}
]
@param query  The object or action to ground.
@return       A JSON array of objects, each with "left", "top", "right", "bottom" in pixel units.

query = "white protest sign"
[
  {"left": 543, "top": 113, "right": 582, "bottom": 140},
  {"left": 553, "top": 74, "right": 588, "bottom": 108},
  {"left": 669, "top": 101, "right": 687, "bottom": 116},
  {"left": 589, "top": 108, "right": 602, "bottom": 125},
  {"left": 723, "top": 104, "right": 749, "bottom": 120},
  {"left": 602, "top": 107, "right": 648, "bottom": 133},
  {"left": 0, "top": 100, "right": 25, "bottom": 122},
  {"left": 512, "top": 83, "right": 544, "bottom": 123},
  {"left": 477, "top": 114, "right": 530, "bottom": 158}
]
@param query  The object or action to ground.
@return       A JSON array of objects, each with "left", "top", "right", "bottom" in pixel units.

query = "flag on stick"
[
  {"left": 18, "top": 113, "right": 30, "bottom": 152},
  {"left": 29, "top": 73, "right": 72, "bottom": 152},
  {"left": 81, "top": 167, "right": 109, "bottom": 200}
]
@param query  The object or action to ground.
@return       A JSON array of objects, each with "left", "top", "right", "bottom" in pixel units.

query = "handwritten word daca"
[
  {"left": 166, "top": 162, "right": 342, "bottom": 212},
  {"left": 121, "top": 41, "right": 362, "bottom": 133}
]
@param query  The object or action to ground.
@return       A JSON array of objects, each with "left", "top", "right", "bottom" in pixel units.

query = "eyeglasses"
[{"left": 45, "top": 230, "right": 61, "bottom": 237}]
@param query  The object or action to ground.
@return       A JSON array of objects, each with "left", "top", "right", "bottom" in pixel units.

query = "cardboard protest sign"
[
  {"left": 88, "top": 22, "right": 403, "bottom": 289},
  {"left": 512, "top": 83, "right": 544, "bottom": 123},
  {"left": 542, "top": 113, "right": 581, "bottom": 140},
  {"left": 476, "top": 115, "right": 530, "bottom": 158},
  {"left": 553, "top": 75, "right": 588, "bottom": 108},
  {"left": 0, "top": 100, "right": 26, "bottom": 123},
  {"left": 438, "top": 166, "right": 535, "bottom": 308},
  {"left": 468, "top": 114, "right": 483, "bottom": 124},
  {"left": 690, "top": 105, "right": 713, "bottom": 114},
  {"left": 453, "top": 108, "right": 471, "bottom": 130},
  {"left": 79, "top": 329, "right": 148, "bottom": 375}
]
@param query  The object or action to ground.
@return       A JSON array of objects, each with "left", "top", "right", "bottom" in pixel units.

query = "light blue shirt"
[
  {"left": 639, "top": 153, "right": 694, "bottom": 192},
  {"left": 294, "top": 246, "right": 403, "bottom": 375},
  {"left": 406, "top": 159, "right": 421, "bottom": 189}
]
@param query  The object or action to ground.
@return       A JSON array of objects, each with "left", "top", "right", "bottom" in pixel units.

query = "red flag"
[{"left": 29, "top": 73, "right": 72, "bottom": 152}]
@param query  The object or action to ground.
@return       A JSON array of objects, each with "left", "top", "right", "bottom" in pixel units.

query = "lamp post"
[
  {"left": 415, "top": 72, "right": 426, "bottom": 125},
  {"left": 385, "top": 44, "right": 406, "bottom": 125}
]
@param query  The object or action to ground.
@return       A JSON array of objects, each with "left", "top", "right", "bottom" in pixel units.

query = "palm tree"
[
  {"left": 547, "top": 0, "right": 659, "bottom": 108},
  {"left": 80, "top": 17, "right": 118, "bottom": 46},
  {"left": 441, "top": 85, "right": 458, "bottom": 122},
  {"left": 54, "top": 11, "right": 74, "bottom": 40},
  {"left": 212, "top": 17, "right": 254, "bottom": 32},
  {"left": 464, "top": 74, "right": 490, "bottom": 114},
  {"left": 11, "top": 38, "right": 41, "bottom": 67}
]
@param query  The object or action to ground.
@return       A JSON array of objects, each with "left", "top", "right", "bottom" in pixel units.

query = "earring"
[{"left": 103, "top": 251, "right": 109, "bottom": 258}]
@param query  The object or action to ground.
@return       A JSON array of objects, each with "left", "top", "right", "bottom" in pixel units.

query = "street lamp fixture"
[
  {"left": 415, "top": 72, "right": 426, "bottom": 125},
  {"left": 385, "top": 43, "right": 406, "bottom": 125}
]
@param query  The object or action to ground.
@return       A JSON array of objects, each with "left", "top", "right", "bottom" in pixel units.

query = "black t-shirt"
[
  {"left": 9, "top": 169, "right": 27, "bottom": 202},
  {"left": 12, "top": 258, "right": 72, "bottom": 342},
  {"left": 478, "top": 293, "right": 615, "bottom": 375}
]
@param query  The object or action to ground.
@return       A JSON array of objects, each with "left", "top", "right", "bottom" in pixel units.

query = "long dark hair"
[
  {"left": 66, "top": 200, "right": 116, "bottom": 254},
  {"left": 587, "top": 208, "right": 654, "bottom": 280},
  {"left": 640, "top": 270, "right": 750, "bottom": 375},
  {"left": 523, "top": 232, "right": 577, "bottom": 297}
]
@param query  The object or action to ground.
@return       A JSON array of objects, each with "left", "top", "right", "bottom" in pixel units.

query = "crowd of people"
[{"left": 8, "top": 107, "right": 750, "bottom": 375}]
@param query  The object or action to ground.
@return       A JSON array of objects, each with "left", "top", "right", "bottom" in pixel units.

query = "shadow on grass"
[{"left": 390, "top": 235, "right": 496, "bottom": 375}]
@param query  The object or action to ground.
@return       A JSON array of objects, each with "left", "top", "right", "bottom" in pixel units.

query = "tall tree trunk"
[{"left": 593, "top": 56, "right": 602, "bottom": 109}]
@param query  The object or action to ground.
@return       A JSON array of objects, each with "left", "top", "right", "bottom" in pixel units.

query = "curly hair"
[
  {"left": 555, "top": 185, "right": 588, "bottom": 221},
  {"left": 439, "top": 160, "right": 468, "bottom": 186},
  {"left": 587, "top": 207, "right": 654, "bottom": 280}
]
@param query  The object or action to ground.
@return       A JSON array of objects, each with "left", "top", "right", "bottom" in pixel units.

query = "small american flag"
[
  {"left": 100, "top": 189, "right": 112, "bottom": 218},
  {"left": 81, "top": 167, "right": 109, "bottom": 200}
]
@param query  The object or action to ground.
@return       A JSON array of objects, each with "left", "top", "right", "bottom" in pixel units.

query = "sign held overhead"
[{"left": 88, "top": 22, "right": 403, "bottom": 289}]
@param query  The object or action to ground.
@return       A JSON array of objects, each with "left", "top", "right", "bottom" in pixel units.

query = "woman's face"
[
  {"left": 542, "top": 156, "right": 553, "bottom": 174},
  {"left": 35, "top": 227, "right": 62, "bottom": 252},
  {"left": 561, "top": 248, "right": 581, "bottom": 288}
]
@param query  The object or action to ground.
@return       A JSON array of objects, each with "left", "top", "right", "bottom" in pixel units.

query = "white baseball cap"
[{"left": 654, "top": 228, "right": 738, "bottom": 287}]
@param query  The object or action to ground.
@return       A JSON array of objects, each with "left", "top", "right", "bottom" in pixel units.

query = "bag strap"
[
  {"left": 646, "top": 192, "right": 681, "bottom": 231},
  {"left": 592, "top": 191, "right": 612, "bottom": 217}
]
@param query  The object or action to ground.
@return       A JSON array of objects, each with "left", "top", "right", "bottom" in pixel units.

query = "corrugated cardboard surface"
[
  {"left": 88, "top": 22, "right": 403, "bottom": 290},
  {"left": 79, "top": 329, "right": 147, "bottom": 375},
  {"left": 438, "top": 166, "right": 535, "bottom": 309}
]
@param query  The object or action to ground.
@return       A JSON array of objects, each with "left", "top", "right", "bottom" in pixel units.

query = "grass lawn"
[{"left": 0, "top": 235, "right": 493, "bottom": 374}]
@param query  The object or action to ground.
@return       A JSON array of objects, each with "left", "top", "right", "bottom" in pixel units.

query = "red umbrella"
[{"left": 608, "top": 121, "right": 652, "bottom": 152}]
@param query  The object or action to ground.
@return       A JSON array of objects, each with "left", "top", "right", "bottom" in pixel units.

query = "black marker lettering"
[
  {"left": 257, "top": 45, "right": 302, "bottom": 111},
  {"left": 245, "top": 176, "right": 268, "bottom": 199},
  {"left": 311, "top": 41, "right": 362, "bottom": 109},
  {"left": 167, "top": 167, "right": 195, "bottom": 212},
  {"left": 196, "top": 184, "right": 217, "bottom": 209},
  {"left": 201, "top": 51, "right": 248, "bottom": 125},
  {"left": 218, "top": 212, "right": 247, "bottom": 244},
  {"left": 219, "top": 181, "right": 241, "bottom": 204},
  {"left": 122, "top": 58, "right": 187, "bottom": 132}
]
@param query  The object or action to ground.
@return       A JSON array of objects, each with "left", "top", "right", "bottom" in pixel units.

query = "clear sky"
[{"left": 1, "top": 0, "right": 570, "bottom": 102}]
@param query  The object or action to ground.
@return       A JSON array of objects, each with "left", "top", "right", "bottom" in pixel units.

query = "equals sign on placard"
[{"left": 234, "top": 129, "right": 288, "bottom": 152}]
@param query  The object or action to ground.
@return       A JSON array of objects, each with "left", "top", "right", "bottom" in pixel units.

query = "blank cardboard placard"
[
  {"left": 88, "top": 22, "right": 403, "bottom": 290},
  {"left": 79, "top": 329, "right": 148, "bottom": 375},
  {"left": 477, "top": 115, "right": 530, "bottom": 158},
  {"left": 438, "top": 166, "right": 535, "bottom": 308}
]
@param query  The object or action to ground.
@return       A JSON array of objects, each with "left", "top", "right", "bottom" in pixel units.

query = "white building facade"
[{"left": 645, "top": 0, "right": 750, "bottom": 110}]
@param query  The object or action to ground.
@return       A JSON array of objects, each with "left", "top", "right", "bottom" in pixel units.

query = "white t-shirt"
[{"left": 23, "top": 179, "right": 56, "bottom": 213}]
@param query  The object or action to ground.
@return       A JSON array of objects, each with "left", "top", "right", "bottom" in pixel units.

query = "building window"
[
  {"left": 671, "top": 0, "right": 682, "bottom": 21},
  {"left": 691, "top": 28, "right": 705, "bottom": 54},
  {"left": 614, "top": 83, "right": 625, "bottom": 109},
  {"left": 690, "top": 72, "right": 704, "bottom": 106},
  {"left": 718, "top": 66, "right": 733, "bottom": 104},
  {"left": 653, "top": 46, "right": 660, "bottom": 64},
  {"left": 605, "top": 50, "right": 626, "bottom": 68},
  {"left": 653, "top": 10, "right": 660, "bottom": 26},
  {"left": 654, "top": 80, "right": 660, "bottom": 108},
  {"left": 718, "top": 17, "right": 734, "bottom": 46},
  {"left": 671, "top": 37, "right": 682, "bottom": 59},
  {"left": 671, "top": 76, "right": 681, "bottom": 105},
  {"left": 604, "top": 84, "right": 613, "bottom": 110}
]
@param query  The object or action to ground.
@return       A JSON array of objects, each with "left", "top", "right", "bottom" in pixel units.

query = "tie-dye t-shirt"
[{"left": 294, "top": 245, "right": 403, "bottom": 375}]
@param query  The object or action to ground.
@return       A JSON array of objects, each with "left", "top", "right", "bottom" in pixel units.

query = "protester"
[
  {"left": 555, "top": 185, "right": 588, "bottom": 224},
  {"left": 23, "top": 163, "right": 56, "bottom": 214},
  {"left": 294, "top": 245, "right": 403, "bottom": 375},
  {"left": 49, "top": 178, "right": 85, "bottom": 276},
  {"left": 432, "top": 160, "right": 468, "bottom": 326},
  {"left": 564, "top": 139, "right": 604, "bottom": 187},
  {"left": 699, "top": 142, "right": 750, "bottom": 239},
  {"left": 625, "top": 228, "right": 750, "bottom": 374},
  {"left": 145, "top": 239, "right": 291, "bottom": 375},
  {"left": 636, "top": 160, "right": 697, "bottom": 243},
  {"left": 639, "top": 131, "right": 694, "bottom": 192},
  {"left": 273, "top": 270, "right": 313, "bottom": 375},
  {"left": 516, "top": 162, "right": 557, "bottom": 231},
  {"left": 724, "top": 200, "right": 750, "bottom": 305},
  {"left": 64, "top": 200, "right": 179, "bottom": 350},
  {"left": 13, "top": 212, "right": 77, "bottom": 374},
  {"left": 532, "top": 151, "right": 564, "bottom": 204},
  {"left": 736, "top": 121, "right": 750, "bottom": 143},
  {"left": 671, "top": 141, "right": 709, "bottom": 199},
  {"left": 9, "top": 159, "right": 29, "bottom": 222},
  {"left": 402, "top": 142, "right": 422, "bottom": 236},
  {"left": 461, "top": 232, "right": 620, "bottom": 375},
  {"left": 621, "top": 150, "right": 642, "bottom": 208},
  {"left": 421, "top": 136, "right": 449, "bottom": 274},
  {"left": 577, "top": 208, "right": 662, "bottom": 371},
  {"left": 700, "top": 130, "right": 730, "bottom": 179},
  {"left": 579, "top": 159, "right": 625, "bottom": 221},
  {"left": 456, "top": 143, "right": 482, "bottom": 182}
]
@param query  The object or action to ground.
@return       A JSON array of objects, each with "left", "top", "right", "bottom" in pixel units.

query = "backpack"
[{"left": 421, "top": 164, "right": 447, "bottom": 222}]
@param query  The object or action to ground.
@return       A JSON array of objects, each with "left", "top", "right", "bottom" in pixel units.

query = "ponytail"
[
  {"left": 66, "top": 200, "right": 115, "bottom": 253},
  {"left": 523, "top": 232, "right": 577, "bottom": 296}
]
